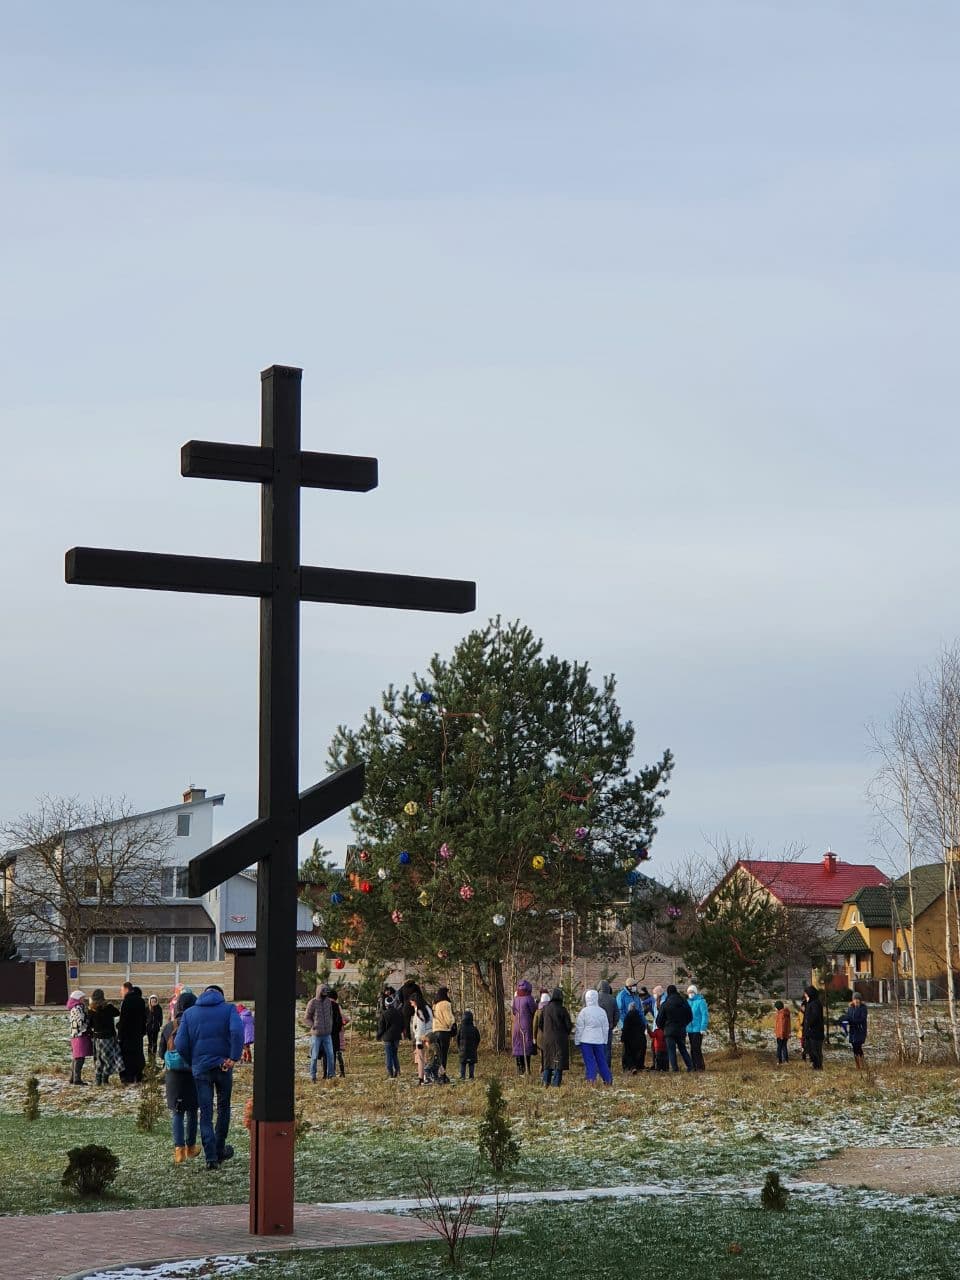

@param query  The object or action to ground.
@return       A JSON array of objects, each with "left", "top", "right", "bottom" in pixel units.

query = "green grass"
[{"left": 194, "top": 1199, "right": 960, "bottom": 1280}]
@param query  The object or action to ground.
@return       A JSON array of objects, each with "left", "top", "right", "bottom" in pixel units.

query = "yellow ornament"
[
  {"left": 330, "top": 939, "right": 342, "bottom": 954},
  {"left": 532, "top": 855, "right": 545, "bottom": 871},
  {"left": 403, "top": 800, "right": 419, "bottom": 816},
  {"left": 418, "top": 889, "right": 430, "bottom": 907}
]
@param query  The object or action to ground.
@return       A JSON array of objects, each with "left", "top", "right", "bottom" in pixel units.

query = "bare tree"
[
  {"left": 868, "top": 699, "right": 926, "bottom": 1062},
  {"left": 2, "top": 796, "right": 172, "bottom": 962}
]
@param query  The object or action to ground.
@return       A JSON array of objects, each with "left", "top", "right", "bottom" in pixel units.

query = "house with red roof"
[{"left": 708, "top": 851, "right": 888, "bottom": 997}]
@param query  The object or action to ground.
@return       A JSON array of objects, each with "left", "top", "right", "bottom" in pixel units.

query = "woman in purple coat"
[{"left": 511, "top": 979, "right": 537, "bottom": 1074}]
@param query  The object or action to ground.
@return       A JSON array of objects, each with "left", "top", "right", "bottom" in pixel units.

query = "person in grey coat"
[
  {"left": 538, "top": 988, "right": 573, "bottom": 1087},
  {"left": 304, "top": 984, "right": 335, "bottom": 1082}
]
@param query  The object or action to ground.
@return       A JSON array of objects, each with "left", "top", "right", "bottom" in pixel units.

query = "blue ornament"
[
  {"left": 331, "top": 891, "right": 344, "bottom": 904},
  {"left": 399, "top": 851, "right": 411, "bottom": 865},
  {"left": 418, "top": 691, "right": 433, "bottom": 705},
  {"left": 626, "top": 871, "right": 640, "bottom": 887}
]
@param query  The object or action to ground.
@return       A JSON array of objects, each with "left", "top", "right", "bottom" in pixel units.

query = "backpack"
[{"left": 164, "top": 1048, "right": 188, "bottom": 1071}]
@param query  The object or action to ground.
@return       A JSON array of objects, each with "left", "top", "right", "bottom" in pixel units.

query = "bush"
[
  {"left": 61, "top": 1145, "right": 120, "bottom": 1198},
  {"left": 760, "top": 1170, "right": 789, "bottom": 1211},
  {"left": 478, "top": 1077, "right": 520, "bottom": 1175},
  {"left": 23, "top": 1076, "right": 39, "bottom": 1122}
]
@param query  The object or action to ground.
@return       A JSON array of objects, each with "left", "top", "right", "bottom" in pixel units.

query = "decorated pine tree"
[{"left": 319, "top": 618, "right": 673, "bottom": 1048}]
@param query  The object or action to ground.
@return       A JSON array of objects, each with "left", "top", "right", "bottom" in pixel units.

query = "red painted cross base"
[{"left": 250, "top": 1119, "right": 296, "bottom": 1235}]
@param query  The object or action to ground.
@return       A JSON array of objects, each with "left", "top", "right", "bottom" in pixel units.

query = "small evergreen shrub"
[
  {"left": 294, "top": 1104, "right": 312, "bottom": 1143},
  {"left": 135, "top": 1057, "right": 163, "bottom": 1133},
  {"left": 23, "top": 1076, "right": 40, "bottom": 1121},
  {"left": 760, "top": 1170, "right": 789, "bottom": 1211},
  {"left": 62, "top": 1145, "right": 120, "bottom": 1197},
  {"left": 478, "top": 1077, "right": 520, "bottom": 1175}
]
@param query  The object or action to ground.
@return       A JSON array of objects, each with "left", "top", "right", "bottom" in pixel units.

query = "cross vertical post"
[{"left": 251, "top": 366, "right": 301, "bottom": 1233}]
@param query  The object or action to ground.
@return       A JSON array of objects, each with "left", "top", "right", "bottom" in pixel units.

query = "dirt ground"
[{"left": 797, "top": 1147, "right": 960, "bottom": 1195}]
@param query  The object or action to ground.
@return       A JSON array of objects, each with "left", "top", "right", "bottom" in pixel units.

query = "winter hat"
[
  {"left": 666, "top": 984, "right": 678, "bottom": 995},
  {"left": 687, "top": 984, "right": 699, "bottom": 996},
  {"left": 774, "top": 1001, "right": 784, "bottom": 1010},
  {"left": 851, "top": 992, "right": 863, "bottom": 1002},
  {"left": 538, "top": 992, "right": 550, "bottom": 1007},
  {"left": 516, "top": 979, "right": 532, "bottom": 995},
  {"left": 639, "top": 986, "right": 649, "bottom": 996},
  {"left": 626, "top": 980, "right": 637, "bottom": 989},
  {"left": 551, "top": 987, "right": 564, "bottom": 1002},
  {"left": 584, "top": 989, "right": 599, "bottom": 1006},
  {"left": 318, "top": 984, "right": 331, "bottom": 997}
]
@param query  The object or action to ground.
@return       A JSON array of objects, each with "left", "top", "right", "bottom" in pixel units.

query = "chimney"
[
  {"left": 822, "top": 850, "right": 838, "bottom": 873},
  {"left": 182, "top": 786, "right": 206, "bottom": 804}
]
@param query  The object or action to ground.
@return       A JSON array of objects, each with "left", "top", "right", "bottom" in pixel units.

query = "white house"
[{"left": 3, "top": 785, "right": 317, "bottom": 964}]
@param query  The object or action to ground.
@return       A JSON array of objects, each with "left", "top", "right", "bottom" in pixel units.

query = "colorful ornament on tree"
[
  {"left": 330, "top": 939, "right": 342, "bottom": 953},
  {"left": 334, "top": 958, "right": 345, "bottom": 970},
  {"left": 418, "top": 690, "right": 433, "bottom": 705},
  {"left": 626, "top": 871, "right": 640, "bottom": 887},
  {"left": 330, "top": 891, "right": 344, "bottom": 905},
  {"left": 377, "top": 867, "right": 388, "bottom": 880},
  {"left": 439, "top": 842, "right": 452, "bottom": 860},
  {"left": 391, "top": 909, "right": 404, "bottom": 925},
  {"left": 399, "top": 851, "right": 411, "bottom": 865},
  {"left": 403, "top": 801, "right": 419, "bottom": 817},
  {"left": 417, "top": 889, "right": 430, "bottom": 907},
  {"left": 437, "top": 948, "right": 449, "bottom": 960},
  {"left": 492, "top": 913, "right": 506, "bottom": 927},
  {"left": 666, "top": 905, "right": 683, "bottom": 920},
  {"left": 575, "top": 826, "right": 588, "bottom": 842},
  {"left": 359, "top": 850, "right": 370, "bottom": 862},
  {"left": 359, "top": 880, "right": 371, "bottom": 894},
  {"left": 459, "top": 884, "right": 474, "bottom": 901},
  {"left": 636, "top": 845, "right": 651, "bottom": 862},
  {"left": 532, "top": 854, "right": 546, "bottom": 871}
]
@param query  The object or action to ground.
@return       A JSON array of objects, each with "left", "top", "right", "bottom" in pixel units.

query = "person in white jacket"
[
  {"left": 573, "top": 989, "right": 613, "bottom": 1085},
  {"left": 408, "top": 996, "right": 433, "bottom": 1085}
]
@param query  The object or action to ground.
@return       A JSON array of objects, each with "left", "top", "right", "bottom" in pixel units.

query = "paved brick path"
[{"left": 0, "top": 1203, "right": 438, "bottom": 1280}]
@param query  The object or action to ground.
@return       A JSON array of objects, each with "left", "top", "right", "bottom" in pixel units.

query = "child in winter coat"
[
  {"left": 774, "top": 1001, "right": 791, "bottom": 1064},
  {"left": 66, "top": 991, "right": 92, "bottom": 1085},
  {"left": 840, "top": 993, "right": 868, "bottom": 1069},
  {"left": 328, "top": 993, "right": 347, "bottom": 1078},
  {"left": 422, "top": 1032, "right": 447, "bottom": 1084},
  {"left": 145, "top": 995, "right": 163, "bottom": 1060},
  {"left": 237, "top": 1003, "right": 255, "bottom": 1063},
  {"left": 409, "top": 995, "right": 433, "bottom": 1084},
  {"left": 456, "top": 1009, "right": 481, "bottom": 1080},
  {"left": 376, "top": 995, "right": 404, "bottom": 1078},
  {"left": 650, "top": 1025, "right": 669, "bottom": 1071}
]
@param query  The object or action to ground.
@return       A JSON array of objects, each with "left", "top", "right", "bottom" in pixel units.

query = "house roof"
[
  {"left": 738, "top": 858, "right": 888, "bottom": 907},
  {"left": 892, "top": 864, "right": 946, "bottom": 918},
  {"left": 842, "top": 885, "right": 907, "bottom": 928},
  {"left": 823, "top": 926, "right": 873, "bottom": 955},
  {"left": 78, "top": 905, "right": 216, "bottom": 932},
  {"left": 221, "top": 931, "right": 328, "bottom": 952}
]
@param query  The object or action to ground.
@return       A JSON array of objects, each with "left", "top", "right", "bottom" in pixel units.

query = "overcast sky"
[{"left": 3, "top": 2, "right": 959, "bottom": 879}]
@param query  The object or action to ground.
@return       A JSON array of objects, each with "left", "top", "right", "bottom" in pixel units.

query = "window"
[
  {"left": 177, "top": 814, "right": 191, "bottom": 837},
  {"left": 131, "top": 936, "right": 148, "bottom": 963},
  {"left": 174, "top": 935, "right": 190, "bottom": 962},
  {"left": 161, "top": 867, "right": 191, "bottom": 898},
  {"left": 851, "top": 910, "right": 861, "bottom": 924},
  {"left": 112, "top": 936, "right": 128, "bottom": 963},
  {"left": 79, "top": 869, "right": 98, "bottom": 899},
  {"left": 155, "top": 936, "right": 171, "bottom": 962},
  {"left": 93, "top": 935, "right": 110, "bottom": 963},
  {"left": 192, "top": 934, "right": 209, "bottom": 962}
]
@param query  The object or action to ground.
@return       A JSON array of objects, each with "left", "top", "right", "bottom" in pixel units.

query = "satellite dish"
[{"left": 881, "top": 938, "right": 895, "bottom": 956}]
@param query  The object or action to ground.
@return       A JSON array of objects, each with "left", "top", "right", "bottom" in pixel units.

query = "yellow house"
[{"left": 824, "top": 864, "right": 959, "bottom": 992}]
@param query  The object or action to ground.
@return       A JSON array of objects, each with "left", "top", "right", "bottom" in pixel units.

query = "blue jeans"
[
  {"left": 580, "top": 1043, "right": 612, "bottom": 1084},
  {"left": 310, "top": 1034, "right": 334, "bottom": 1081},
  {"left": 171, "top": 1105, "right": 198, "bottom": 1148},
  {"left": 383, "top": 1041, "right": 400, "bottom": 1077},
  {"left": 666, "top": 1034, "right": 693, "bottom": 1072},
  {"left": 541, "top": 1067, "right": 564, "bottom": 1086},
  {"left": 194, "top": 1068, "right": 233, "bottom": 1165}
]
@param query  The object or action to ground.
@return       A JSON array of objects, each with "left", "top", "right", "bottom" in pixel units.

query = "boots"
[
  {"left": 174, "top": 1146, "right": 187, "bottom": 1164},
  {"left": 186, "top": 1145, "right": 201, "bottom": 1158}
]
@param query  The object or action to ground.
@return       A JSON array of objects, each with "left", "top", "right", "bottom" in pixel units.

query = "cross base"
[{"left": 250, "top": 1120, "right": 296, "bottom": 1235}]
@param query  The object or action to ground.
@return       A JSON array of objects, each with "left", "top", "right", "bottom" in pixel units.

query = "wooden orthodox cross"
[{"left": 65, "top": 365, "right": 475, "bottom": 1235}]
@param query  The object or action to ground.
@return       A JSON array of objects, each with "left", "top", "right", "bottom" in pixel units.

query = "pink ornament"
[
  {"left": 391, "top": 909, "right": 404, "bottom": 925},
  {"left": 439, "top": 842, "right": 452, "bottom": 860},
  {"left": 437, "top": 948, "right": 449, "bottom": 960},
  {"left": 359, "top": 849, "right": 370, "bottom": 863},
  {"left": 575, "top": 826, "right": 588, "bottom": 841},
  {"left": 459, "top": 884, "right": 474, "bottom": 901}
]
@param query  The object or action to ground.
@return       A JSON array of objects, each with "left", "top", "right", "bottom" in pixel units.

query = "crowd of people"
[{"left": 65, "top": 982, "right": 247, "bottom": 1170}]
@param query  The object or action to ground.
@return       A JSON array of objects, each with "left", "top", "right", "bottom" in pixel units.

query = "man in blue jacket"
[
  {"left": 175, "top": 985, "right": 244, "bottom": 1170},
  {"left": 615, "top": 980, "right": 642, "bottom": 1027}
]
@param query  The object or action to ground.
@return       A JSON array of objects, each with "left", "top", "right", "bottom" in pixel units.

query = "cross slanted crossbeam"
[{"left": 65, "top": 364, "right": 476, "bottom": 1236}]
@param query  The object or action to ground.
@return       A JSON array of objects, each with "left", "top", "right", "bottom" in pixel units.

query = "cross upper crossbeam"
[{"left": 181, "top": 440, "right": 378, "bottom": 491}]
